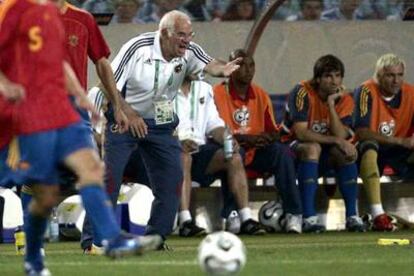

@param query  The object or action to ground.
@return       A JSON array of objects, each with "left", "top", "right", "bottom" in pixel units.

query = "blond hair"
[{"left": 374, "top": 53, "right": 405, "bottom": 83}]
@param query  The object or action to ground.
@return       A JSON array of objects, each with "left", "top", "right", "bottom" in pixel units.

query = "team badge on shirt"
[
  {"left": 199, "top": 97, "right": 205, "bottom": 104},
  {"left": 68, "top": 35, "right": 79, "bottom": 47},
  {"left": 233, "top": 106, "right": 249, "bottom": 126},
  {"left": 144, "top": 58, "right": 152, "bottom": 65},
  {"left": 378, "top": 120, "right": 395, "bottom": 136},
  {"left": 174, "top": 64, "right": 183, "bottom": 73}
]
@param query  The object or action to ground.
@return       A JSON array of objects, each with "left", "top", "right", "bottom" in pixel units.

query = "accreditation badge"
[{"left": 154, "top": 99, "right": 174, "bottom": 125}]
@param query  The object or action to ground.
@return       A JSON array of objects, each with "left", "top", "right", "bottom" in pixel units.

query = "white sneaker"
[
  {"left": 303, "top": 216, "right": 326, "bottom": 233},
  {"left": 225, "top": 211, "right": 241, "bottom": 234},
  {"left": 285, "top": 214, "right": 302, "bottom": 233}
]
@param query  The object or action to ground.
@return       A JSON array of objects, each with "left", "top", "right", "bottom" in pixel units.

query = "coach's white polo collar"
[{"left": 153, "top": 31, "right": 167, "bottom": 62}]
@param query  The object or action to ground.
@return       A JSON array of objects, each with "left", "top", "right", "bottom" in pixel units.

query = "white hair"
[
  {"left": 374, "top": 53, "right": 405, "bottom": 82},
  {"left": 158, "top": 10, "right": 191, "bottom": 36}
]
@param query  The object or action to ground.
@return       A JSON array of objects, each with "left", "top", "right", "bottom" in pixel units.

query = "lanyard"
[{"left": 153, "top": 60, "right": 174, "bottom": 96}]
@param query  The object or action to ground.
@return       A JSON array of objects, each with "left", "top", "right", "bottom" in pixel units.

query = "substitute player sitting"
[
  {"left": 354, "top": 53, "right": 414, "bottom": 231},
  {"left": 283, "top": 54, "right": 365, "bottom": 232},
  {"left": 176, "top": 75, "right": 264, "bottom": 236}
]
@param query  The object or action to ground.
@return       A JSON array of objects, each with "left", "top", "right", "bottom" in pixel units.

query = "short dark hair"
[
  {"left": 312, "top": 54, "right": 345, "bottom": 81},
  {"left": 229, "top": 48, "right": 250, "bottom": 61}
]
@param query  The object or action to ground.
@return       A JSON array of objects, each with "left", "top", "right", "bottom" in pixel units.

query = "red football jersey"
[
  {"left": 0, "top": 24, "right": 16, "bottom": 149},
  {"left": 0, "top": 0, "right": 80, "bottom": 135},
  {"left": 0, "top": 97, "right": 13, "bottom": 149},
  {"left": 61, "top": 2, "right": 110, "bottom": 89}
]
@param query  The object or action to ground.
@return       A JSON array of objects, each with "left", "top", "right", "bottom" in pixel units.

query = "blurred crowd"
[{"left": 67, "top": 0, "right": 414, "bottom": 24}]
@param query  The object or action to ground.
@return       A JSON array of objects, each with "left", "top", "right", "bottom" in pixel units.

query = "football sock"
[
  {"left": 371, "top": 204, "right": 385, "bottom": 218},
  {"left": 337, "top": 163, "right": 358, "bottom": 217},
  {"left": 24, "top": 213, "right": 47, "bottom": 271},
  {"left": 298, "top": 160, "right": 319, "bottom": 218},
  {"left": 238, "top": 207, "right": 252, "bottom": 222},
  {"left": 179, "top": 210, "right": 192, "bottom": 227},
  {"left": 360, "top": 150, "right": 382, "bottom": 206},
  {"left": 79, "top": 185, "right": 120, "bottom": 242}
]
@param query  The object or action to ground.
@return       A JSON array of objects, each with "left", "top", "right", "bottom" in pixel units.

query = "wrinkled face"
[
  {"left": 378, "top": 64, "right": 404, "bottom": 97},
  {"left": 232, "top": 56, "right": 255, "bottom": 84},
  {"left": 302, "top": 1, "right": 323, "bottom": 20},
  {"left": 164, "top": 18, "right": 194, "bottom": 58},
  {"left": 116, "top": 1, "right": 139, "bottom": 20},
  {"left": 317, "top": 70, "right": 343, "bottom": 97}
]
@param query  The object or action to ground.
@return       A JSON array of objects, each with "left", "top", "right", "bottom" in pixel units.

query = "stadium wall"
[{"left": 89, "top": 21, "right": 414, "bottom": 94}]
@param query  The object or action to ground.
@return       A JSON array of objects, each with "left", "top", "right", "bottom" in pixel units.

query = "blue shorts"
[
  {"left": 17, "top": 122, "right": 94, "bottom": 185},
  {"left": 192, "top": 142, "right": 227, "bottom": 187}
]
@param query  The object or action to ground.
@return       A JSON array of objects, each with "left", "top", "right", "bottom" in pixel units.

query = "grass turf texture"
[{"left": 1, "top": 231, "right": 414, "bottom": 275}]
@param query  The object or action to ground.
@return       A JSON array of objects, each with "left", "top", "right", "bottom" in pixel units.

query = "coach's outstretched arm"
[{"left": 204, "top": 58, "right": 242, "bottom": 78}]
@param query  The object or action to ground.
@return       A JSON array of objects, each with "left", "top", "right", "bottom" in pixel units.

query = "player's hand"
[
  {"left": 234, "top": 134, "right": 256, "bottom": 148},
  {"left": 327, "top": 88, "right": 345, "bottom": 108},
  {"left": 232, "top": 139, "right": 240, "bottom": 153},
  {"left": 335, "top": 138, "right": 357, "bottom": 159},
  {"left": 222, "top": 57, "right": 242, "bottom": 77},
  {"left": 113, "top": 107, "right": 129, "bottom": 134},
  {"left": 127, "top": 111, "right": 147, "bottom": 138},
  {"left": 76, "top": 94, "right": 101, "bottom": 124},
  {"left": 181, "top": 139, "right": 199, "bottom": 154},
  {"left": 1, "top": 82, "right": 25, "bottom": 103},
  {"left": 120, "top": 100, "right": 147, "bottom": 138}
]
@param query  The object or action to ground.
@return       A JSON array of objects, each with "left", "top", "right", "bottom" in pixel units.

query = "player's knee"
[
  {"left": 359, "top": 140, "right": 379, "bottom": 155},
  {"left": 30, "top": 191, "right": 59, "bottom": 216},
  {"left": 330, "top": 146, "right": 357, "bottom": 166},
  {"left": 298, "top": 142, "right": 321, "bottom": 160},
  {"left": 229, "top": 153, "right": 244, "bottom": 169},
  {"left": 77, "top": 159, "right": 105, "bottom": 185}
]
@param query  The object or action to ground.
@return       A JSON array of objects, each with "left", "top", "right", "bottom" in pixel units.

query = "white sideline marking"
[
  {"left": 45, "top": 259, "right": 413, "bottom": 266},
  {"left": 0, "top": 258, "right": 407, "bottom": 267}
]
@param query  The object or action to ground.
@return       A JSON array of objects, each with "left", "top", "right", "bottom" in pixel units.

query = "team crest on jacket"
[
  {"left": 174, "top": 64, "right": 183, "bottom": 73},
  {"left": 68, "top": 35, "right": 79, "bottom": 47},
  {"left": 233, "top": 107, "right": 249, "bottom": 126},
  {"left": 199, "top": 97, "right": 205, "bottom": 104},
  {"left": 378, "top": 120, "right": 395, "bottom": 136}
]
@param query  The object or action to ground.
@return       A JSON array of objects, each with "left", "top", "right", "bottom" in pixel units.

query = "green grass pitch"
[{"left": 1, "top": 231, "right": 414, "bottom": 275}]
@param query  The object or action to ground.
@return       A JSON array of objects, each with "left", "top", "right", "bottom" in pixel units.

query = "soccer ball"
[
  {"left": 258, "top": 200, "right": 284, "bottom": 232},
  {"left": 198, "top": 231, "right": 246, "bottom": 275}
]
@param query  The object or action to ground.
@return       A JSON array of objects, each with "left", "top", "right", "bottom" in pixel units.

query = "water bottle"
[
  {"left": 223, "top": 125, "right": 233, "bottom": 160},
  {"left": 48, "top": 207, "right": 59, "bottom": 242},
  {"left": 14, "top": 226, "right": 25, "bottom": 255}
]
